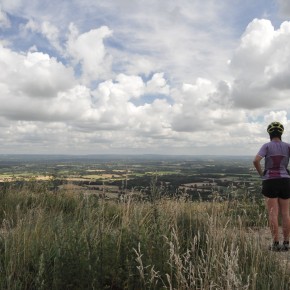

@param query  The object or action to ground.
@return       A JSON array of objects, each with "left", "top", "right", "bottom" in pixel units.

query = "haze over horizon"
[{"left": 1, "top": 0, "right": 290, "bottom": 156}]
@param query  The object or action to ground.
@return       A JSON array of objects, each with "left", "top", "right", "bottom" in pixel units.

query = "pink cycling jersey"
[{"left": 257, "top": 140, "right": 290, "bottom": 179}]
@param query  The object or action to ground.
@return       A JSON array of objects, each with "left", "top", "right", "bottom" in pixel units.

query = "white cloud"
[
  {"left": 230, "top": 19, "right": 274, "bottom": 80},
  {"left": 0, "top": 46, "right": 75, "bottom": 100},
  {"left": 66, "top": 24, "right": 113, "bottom": 83},
  {"left": 145, "top": 73, "right": 170, "bottom": 95},
  {"left": 0, "top": 45, "right": 85, "bottom": 121},
  {"left": 264, "top": 111, "right": 288, "bottom": 126},
  {"left": 170, "top": 78, "right": 245, "bottom": 133},
  {"left": 83, "top": 74, "right": 146, "bottom": 130},
  {"left": 92, "top": 73, "right": 144, "bottom": 106},
  {"left": 230, "top": 19, "right": 290, "bottom": 110},
  {"left": 1, "top": 1, "right": 290, "bottom": 155}
]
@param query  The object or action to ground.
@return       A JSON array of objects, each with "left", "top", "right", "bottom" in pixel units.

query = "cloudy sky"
[{"left": 1, "top": 0, "right": 290, "bottom": 155}]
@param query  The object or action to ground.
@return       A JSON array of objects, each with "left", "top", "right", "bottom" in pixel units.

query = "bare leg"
[
  {"left": 266, "top": 198, "right": 279, "bottom": 242},
  {"left": 278, "top": 198, "right": 290, "bottom": 242}
]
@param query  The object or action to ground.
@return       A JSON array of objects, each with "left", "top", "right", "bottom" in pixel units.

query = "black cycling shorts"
[{"left": 262, "top": 178, "right": 290, "bottom": 199}]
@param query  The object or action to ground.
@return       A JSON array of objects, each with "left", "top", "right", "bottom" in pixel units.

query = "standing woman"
[{"left": 253, "top": 121, "right": 290, "bottom": 251}]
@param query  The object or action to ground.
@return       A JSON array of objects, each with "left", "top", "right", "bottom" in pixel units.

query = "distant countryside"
[{"left": 0, "top": 154, "right": 260, "bottom": 202}]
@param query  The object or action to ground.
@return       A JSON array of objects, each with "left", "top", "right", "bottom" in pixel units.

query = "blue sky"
[{"left": 0, "top": 0, "right": 290, "bottom": 155}]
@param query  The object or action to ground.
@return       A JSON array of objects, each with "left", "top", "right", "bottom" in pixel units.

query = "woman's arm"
[{"left": 253, "top": 155, "right": 263, "bottom": 177}]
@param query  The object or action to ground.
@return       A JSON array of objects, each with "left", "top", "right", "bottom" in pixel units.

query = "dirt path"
[{"left": 249, "top": 227, "right": 290, "bottom": 266}]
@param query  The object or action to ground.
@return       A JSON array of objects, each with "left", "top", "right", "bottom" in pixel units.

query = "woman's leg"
[
  {"left": 278, "top": 198, "right": 290, "bottom": 242},
  {"left": 266, "top": 197, "right": 279, "bottom": 242}
]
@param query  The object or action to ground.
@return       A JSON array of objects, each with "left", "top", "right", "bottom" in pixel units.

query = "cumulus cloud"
[
  {"left": 86, "top": 74, "right": 151, "bottom": 130},
  {"left": 230, "top": 19, "right": 290, "bottom": 109},
  {"left": 92, "top": 74, "right": 144, "bottom": 108},
  {"left": 264, "top": 111, "right": 288, "bottom": 126},
  {"left": 1, "top": 1, "right": 290, "bottom": 155},
  {"left": 145, "top": 73, "right": 170, "bottom": 95},
  {"left": 0, "top": 45, "right": 86, "bottom": 121},
  {"left": 66, "top": 24, "right": 113, "bottom": 83},
  {"left": 170, "top": 78, "right": 244, "bottom": 133},
  {"left": 0, "top": 46, "right": 75, "bottom": 99}
]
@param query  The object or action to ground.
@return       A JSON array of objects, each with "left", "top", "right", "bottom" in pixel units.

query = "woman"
[{"left": 253, "top": 121, "right": 290, "bottom": 251}]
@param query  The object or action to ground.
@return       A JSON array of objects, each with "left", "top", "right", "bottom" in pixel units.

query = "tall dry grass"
[{"left": 0, "top": 181, "right": 288, "bottom": 289}]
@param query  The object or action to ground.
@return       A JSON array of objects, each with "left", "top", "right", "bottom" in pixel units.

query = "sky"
[{"left": 1, "top": 0, "right": 290, "bottom": 156}]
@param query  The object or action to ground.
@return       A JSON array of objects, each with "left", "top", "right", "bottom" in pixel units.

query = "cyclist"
[{"left": 253, "top": 121, "right": 290, "bottom": 251}]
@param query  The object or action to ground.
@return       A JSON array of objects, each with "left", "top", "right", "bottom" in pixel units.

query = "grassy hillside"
[{"left": 0, "top": 181, "right": 289, "bottom": 289}]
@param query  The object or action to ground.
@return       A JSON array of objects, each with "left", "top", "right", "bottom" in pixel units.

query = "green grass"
[{"left": 0, "top": 181, "right": 288, "bottom": 289}]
